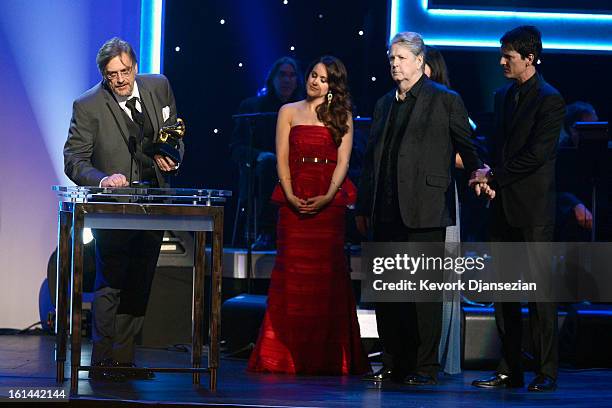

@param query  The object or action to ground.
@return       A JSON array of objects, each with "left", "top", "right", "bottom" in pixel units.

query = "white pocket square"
[{"left": 162, "top": 106, "right": 170, "bottom": 122}]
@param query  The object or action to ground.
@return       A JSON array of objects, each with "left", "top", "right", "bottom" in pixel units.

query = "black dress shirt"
[{"left": 376, "top": 75, "right": 425, "bottom": 222}]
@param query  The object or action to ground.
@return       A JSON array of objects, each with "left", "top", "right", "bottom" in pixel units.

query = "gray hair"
[
  {"left": 389, "top": 32, "right": 426, "bottom": 59},
  {"left": 96, "top": 37, "right": 137, "bottom": 76}
]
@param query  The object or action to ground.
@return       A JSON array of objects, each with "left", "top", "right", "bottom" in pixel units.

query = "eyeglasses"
[{"left": 105, "top": 66, "right": 133, "bottom": 81}]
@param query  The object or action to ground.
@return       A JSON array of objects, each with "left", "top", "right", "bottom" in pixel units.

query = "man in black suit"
[
  {"left": 356, "top": 31, "right": 488, "bottom": 385},
  {"left": 471, "top": 26, "right": 565, "bottom": 392},
  {"left": 64, "top": 37, "right": 183, "bottom": 381}
]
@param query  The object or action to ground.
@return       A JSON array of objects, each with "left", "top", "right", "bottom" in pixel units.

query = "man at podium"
[{"left": 63, "top": 37, "right": 184, "bottom": 381}]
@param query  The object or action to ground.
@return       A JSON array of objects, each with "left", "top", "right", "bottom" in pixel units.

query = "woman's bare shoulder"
[{"left": 279, "top": 100, "right": 305, "bottom": 114}]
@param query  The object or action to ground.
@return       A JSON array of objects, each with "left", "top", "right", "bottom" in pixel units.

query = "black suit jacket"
[
  {"left": 489, "top": 73, "right": 565, "bottom": 227},
  {"left": 64, "top": 74, "right": 183, "bottom": 187},
  {"left": 356, "top": 76, "right": 482, "bottom": 229}
]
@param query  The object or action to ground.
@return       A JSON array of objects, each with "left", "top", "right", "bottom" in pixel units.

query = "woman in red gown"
[{"left": 247, "top": 56, "right": 370, "bottom": 375}]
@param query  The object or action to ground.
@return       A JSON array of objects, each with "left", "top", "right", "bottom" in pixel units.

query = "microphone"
[{"left": 128, "top": 135, "right": 137, "bottom": 155}]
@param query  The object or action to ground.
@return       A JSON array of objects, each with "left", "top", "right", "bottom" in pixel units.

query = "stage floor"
[{"left": 1, "top": 334, "right": 611, "bottom": 407}]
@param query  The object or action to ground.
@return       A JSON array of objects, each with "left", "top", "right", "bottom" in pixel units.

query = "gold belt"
[{"left": 299, "top": 157, "right": 336, "bottom": 164}]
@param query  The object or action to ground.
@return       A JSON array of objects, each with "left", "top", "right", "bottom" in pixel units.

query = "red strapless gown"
[{"left": 247, "top": 125, "right": 370, "bottom": 375}]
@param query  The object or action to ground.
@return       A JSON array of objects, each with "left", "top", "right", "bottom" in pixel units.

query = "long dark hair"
[
  {"left": 264, "top": 56, "right": 304, "bottom": 102},
  {"left": 424, "top": 46, "right": 450, "bottom": 88},
  {"left": 306, "top": 56, "right": 352, "bottom": 146}
]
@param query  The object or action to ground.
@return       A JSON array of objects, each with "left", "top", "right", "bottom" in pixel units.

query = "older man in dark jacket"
[{"left": 357, "top": 31, "right": 486, "bottom": 385}]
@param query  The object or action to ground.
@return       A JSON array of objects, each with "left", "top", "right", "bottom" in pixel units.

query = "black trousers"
[
  {"left": 91, "top": 229, "right": 164, "bottom": 363},
  {"left": 373, "top": 221, "right": 445, "bottom": 377},
  {"left": 93, "top": 229, "right": 163, "bottom": 314},
  {"left": 490, "top": 201, "right": 558, "bottom": 380}
]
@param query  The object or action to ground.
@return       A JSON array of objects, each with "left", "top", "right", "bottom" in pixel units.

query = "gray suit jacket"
[{"left": 64, "top": 74, "right": 183, "bottom": 187}]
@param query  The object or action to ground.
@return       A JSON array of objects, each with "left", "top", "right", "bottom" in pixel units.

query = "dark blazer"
[
  {"left": 489, "top": 73, "right": 565, "bottom": 227},
  {"left": 64, "top": 74, "right": 183, "bottom": 187},
  {"left": 356, "top": 76, "right": 482, "bottom": 229}
]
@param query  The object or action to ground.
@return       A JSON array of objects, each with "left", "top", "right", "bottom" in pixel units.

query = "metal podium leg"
[
  {"left": 56, "top": 208, "right": 72, "bottom": 384},
  {"left": 192, "top": 231, "right": 206, "bottom": 385},
  {"left": 70, "top": 209, "right": 84, "bottom": 395}
]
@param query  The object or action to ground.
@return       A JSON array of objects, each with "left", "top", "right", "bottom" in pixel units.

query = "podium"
[{"left": 52, "top": 186, "right": 231, "bottom": 395}]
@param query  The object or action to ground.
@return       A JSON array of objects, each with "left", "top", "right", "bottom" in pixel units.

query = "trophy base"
[{"left": 147, "top": 143, "right": 181, "bottom": 174}]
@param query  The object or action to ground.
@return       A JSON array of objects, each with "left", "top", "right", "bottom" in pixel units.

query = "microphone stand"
[
  {"left": 137, "top": 123, "right": 144, "bottom": 186},
  {"left": 245, "top": 116, "right": 256, "bottom": 293},
  {"left": 231, "top": 112, "right": 278, "bottom": 294},
  {"left": 132, "top": 107, "right": 145, "bottom": 187},
  {"left": 128, "top": 136, "right": 136, "bottom": 185}
]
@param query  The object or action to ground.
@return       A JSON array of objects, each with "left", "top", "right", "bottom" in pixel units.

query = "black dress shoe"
[
  {"left": 472, "top": 373, "right": 524, "bottom": 388},
  {"left": 362, "top": 367, "right": 395, "bottom": 382},
  {"left": 528, "top": 375, "right": 557, "bottom": 392},
  {"left": 88, "top": 359, "right": 126, "bottom": 382},
  {"left": 117, "top": 362, "right": 156, "bottom": 380},
  {"left": 403, "top": 373, "right": 438, "bottom": 386}
]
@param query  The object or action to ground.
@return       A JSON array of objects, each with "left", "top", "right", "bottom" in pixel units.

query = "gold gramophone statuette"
[
  {"left": 158, "top": 118, "right": 185, "bottom": 143},
  {"left": 150, "top": 118, "right": 185, "bottom": 168}
]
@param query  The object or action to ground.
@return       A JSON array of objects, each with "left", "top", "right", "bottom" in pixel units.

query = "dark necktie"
[
  {"left": 505, "top": 87, "right": 520, "bottom": 125},
  {"left": 125, "top": 96, "right": 144, "bottom": 127},
  {"left": 512, "top": 87, "right": 521, "bottom": 113}
]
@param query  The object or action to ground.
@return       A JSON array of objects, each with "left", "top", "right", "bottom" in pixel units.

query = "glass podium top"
[{"left": 52, "top": 186, "right": 232, "bottom": 205}]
